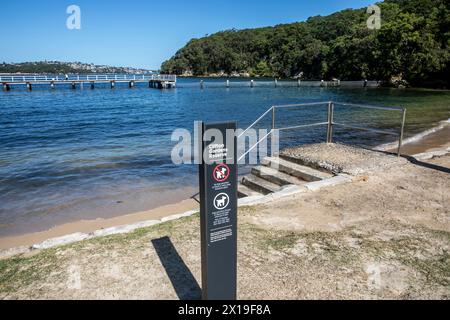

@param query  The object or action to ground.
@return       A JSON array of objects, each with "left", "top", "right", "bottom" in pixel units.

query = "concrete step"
[
  {"left": 261, "top": 157, "right": 333, "bottom": 182},
  {"left": 241, "top": 174, "right": 282, "bottom": 195},
  {"left": 279, "top": 154, "right": 334, "bottom": 174},
  {"left": 251, "top": 166, "right": 306, "bottom": 186},
  {"left": 238, "top": 184, "right": 262, "bottom": 198}
]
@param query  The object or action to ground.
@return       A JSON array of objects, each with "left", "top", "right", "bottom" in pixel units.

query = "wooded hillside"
[{"left": 161, "top": 0, "right": 449, "bottom": 87}]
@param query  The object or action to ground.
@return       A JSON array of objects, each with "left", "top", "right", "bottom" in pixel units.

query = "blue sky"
[{"left": 0, "top": 0, "right": 375, "bottom": 70}]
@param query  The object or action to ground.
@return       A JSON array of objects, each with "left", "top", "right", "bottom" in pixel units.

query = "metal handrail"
[
  {"left": 238, "top": 129, "right": 275, "bottom": 162},
  {"left": 279, "top": 122, "right": 329, "bottom": 132},
  {"left": 335, "top": 102, "right": 404, "bottom": 112},
  {"left": 238, "top": 102, "right": 331, "bottom": 161},
  {"left": 238, "top": 101, "right": 407, "bottom": 161},
  {"left": 238, "top": 106, "right": 274, "bottom": 138},
  {"left": 272, "top": 101, "right": 329, "bottom": 109},
  {"left": 332, "top": 123, "right": 399, "bottom": 136}
]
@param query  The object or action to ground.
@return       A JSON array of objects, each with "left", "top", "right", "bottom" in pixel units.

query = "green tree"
[{"left": 160, "top": 0, "right": 450, "bottom": 87}]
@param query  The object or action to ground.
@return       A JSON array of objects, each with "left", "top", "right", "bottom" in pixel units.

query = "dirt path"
[{"left": 1, "top": 155, "right": 449, "bottom": 300}]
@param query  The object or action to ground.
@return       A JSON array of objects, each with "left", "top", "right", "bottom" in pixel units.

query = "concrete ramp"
[{"left": 281, "top": 143, "right": 408, "bottom": 176}]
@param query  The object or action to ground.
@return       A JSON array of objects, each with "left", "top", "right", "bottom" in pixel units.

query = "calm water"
[{"left": 1, "top": 78, "right": 449, "bottom": 236}]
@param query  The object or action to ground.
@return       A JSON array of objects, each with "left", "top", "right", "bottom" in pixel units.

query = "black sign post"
[{"left": 199, "top": 121, "right": 238, "bottom": 300}]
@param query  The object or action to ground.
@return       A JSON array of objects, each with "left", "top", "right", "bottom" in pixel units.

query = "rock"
[
  {"left": 91, "top": 220, "right": 160, "bottom": 238},
  {"left": 32, "top": 233, "right": 90, "bottom": 250}
]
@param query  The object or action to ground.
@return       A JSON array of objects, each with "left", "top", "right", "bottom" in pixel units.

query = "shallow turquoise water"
[{"left": 0, "top": 78, "right": 449, "bottom": 236}]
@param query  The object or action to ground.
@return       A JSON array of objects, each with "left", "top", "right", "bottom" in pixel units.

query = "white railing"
[{"left": 0, "top": 74, "right": 177, "bottom": 82}]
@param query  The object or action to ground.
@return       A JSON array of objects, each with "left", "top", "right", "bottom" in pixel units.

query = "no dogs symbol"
[{"left": 213, "top": 163, "right": 230, "bottom": 183}]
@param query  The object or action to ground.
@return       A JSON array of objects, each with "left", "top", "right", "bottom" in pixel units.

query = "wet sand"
[
  {"left": 384, "top": 120, "right": 450, "bottom": 155},
  {"left": 0, "top": 199, "right": 198, "bottom": 250},
  {"left": 397, "top": 125, "right": 450, "bottom": 155}
]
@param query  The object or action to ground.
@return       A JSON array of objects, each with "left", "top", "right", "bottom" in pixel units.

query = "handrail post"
[
  {"left": 272, "top": 107, "right": 276, "bottom": 130},
  {"left": 397, "top": 108, "right": 406, "bottom": 157},
  {"left": 330, "top": 102, "right": 335, "bottom": 142},
  {"left": 271, "top": 107, "right": 277, "bottom": 158},
  {"left": 327, "top": 102, "right": 335, "bottom": 143}
]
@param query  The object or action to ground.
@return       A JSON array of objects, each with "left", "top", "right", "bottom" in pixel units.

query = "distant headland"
[{"left": 0, "top": 61, "right": 156, "bottom": 75}]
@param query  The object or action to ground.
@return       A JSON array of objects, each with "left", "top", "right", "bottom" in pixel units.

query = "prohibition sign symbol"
[{"left": 213, "top": 163, "right": 230, "bottom": 183}]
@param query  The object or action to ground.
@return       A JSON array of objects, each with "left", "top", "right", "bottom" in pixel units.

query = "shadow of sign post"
[{"left": 152, "top": 237, "right": 201, "bottom": 300}]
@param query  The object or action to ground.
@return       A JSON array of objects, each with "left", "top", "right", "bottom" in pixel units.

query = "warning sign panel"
[{"left": 199, "top": 121, "right": 237, "bottom": 301}]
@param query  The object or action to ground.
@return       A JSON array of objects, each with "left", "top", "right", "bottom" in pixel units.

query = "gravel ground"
[{"left": 281, "top": 143, "right": 408, "bottom": 175}]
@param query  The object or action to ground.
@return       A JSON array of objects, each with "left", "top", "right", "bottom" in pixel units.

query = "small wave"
[{"left": 375, "top": 118, "right": 450, "bottom": 151}]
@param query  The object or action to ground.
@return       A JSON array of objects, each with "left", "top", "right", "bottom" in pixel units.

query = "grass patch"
[
  {"left": 74, "top": 212, "right": 200, "bottom": 248},
  {"left": 0, "top": 212, "right": 201, "bottom": 295},
  {"left": 358, "top": 225, "right": 450, "bottom": 287},
  {"left": 388, "top": 238, "right": 449, "bottom": 286},
  {"left": 264, "top": 232, "right": 300, "bottom": 251},
  {"left": 0, "top": 249, "right": 62, "bottom": 294}
]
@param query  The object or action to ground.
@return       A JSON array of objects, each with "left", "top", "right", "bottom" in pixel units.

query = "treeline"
[{"left": 161, "top": 0, "right": 449, "bottom": 87}]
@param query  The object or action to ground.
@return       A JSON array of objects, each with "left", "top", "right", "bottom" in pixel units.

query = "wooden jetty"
[{"left": 0, "top": 74, "right": 176, "bottom": 91}]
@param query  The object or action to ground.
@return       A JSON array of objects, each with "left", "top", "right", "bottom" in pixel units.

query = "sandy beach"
[
  {"left": 0, "top": 141, "right": 448, "bottom": 299},
  {"left": 0, "top": 121, "right": 449, "bottom": 251},
  {"left": 0, "top": 199, "right": 198, "bottom": 250}
]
